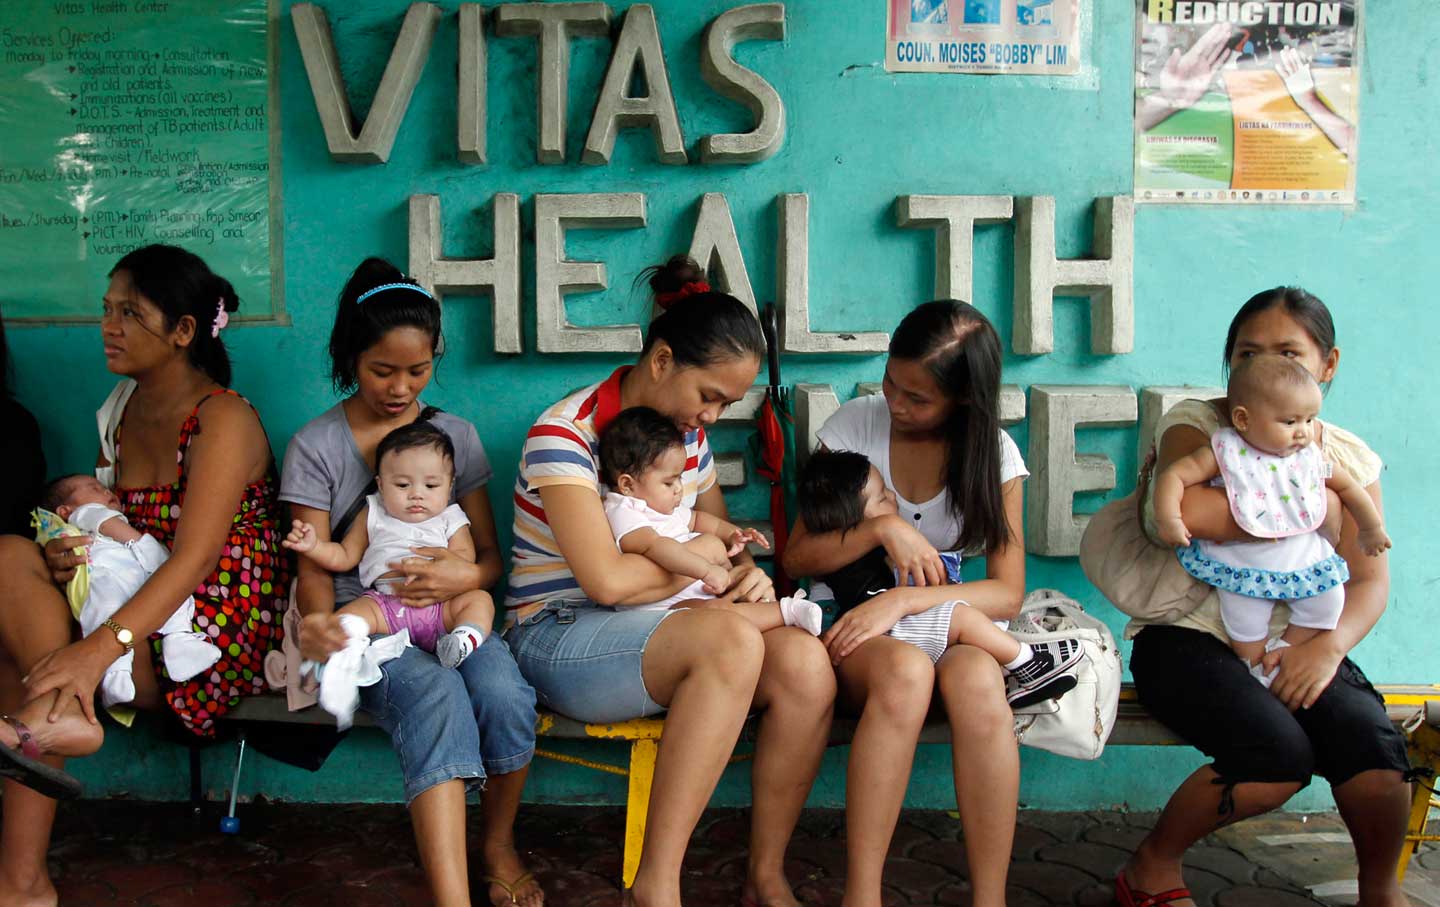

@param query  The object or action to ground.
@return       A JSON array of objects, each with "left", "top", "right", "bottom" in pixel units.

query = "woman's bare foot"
[
  {"left": 482, "top": 842, "right": 543, "bottom": 907},
  {"left": 743, "top": 869, "right": 802, "bottom": 907},
  {"left": 626, "top": 876, "right": 680, "bottom": 907},
  {"left": 1120, "top": 841, "right": 1196, "bottom": 907},
  {"left": 0, "top": 871, "right": 58, "bottom": 907},
  {"left": 0, "top": 695, "right": 104, "bottom": 758}
]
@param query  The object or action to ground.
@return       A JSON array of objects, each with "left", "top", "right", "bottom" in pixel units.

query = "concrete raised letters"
[
  {"left": 408, "top": 193, "right": 523, "bottom": 354},
  {"left": 1013, "top": 196, "right": 1134, "bottom": 356},
  {"left": 534, "top": 193, "right": 647, "bottom": 353},
  {"left": 292, "top": 2, "right": 440, "bottom": 164},
  {"left": 494, "top": 2, "right": 611, "bottom": 164},
  {"left": 699, "top": 3, "right": 786, "bottom": 164},
  {"left": 1026, "top": 385, "right": 1138, "bottom": 556},
  {"left": 582, "top": 4, "right": 687, "bottom": 165}
]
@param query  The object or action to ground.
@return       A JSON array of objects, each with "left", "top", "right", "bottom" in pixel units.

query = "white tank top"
[{"left": 358, "top": 494, "right": 471, "bottom": 588}]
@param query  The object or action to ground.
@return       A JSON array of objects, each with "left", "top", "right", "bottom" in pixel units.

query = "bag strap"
[{"left": 332, "top": 405, "right": 445, "bottom": 540}]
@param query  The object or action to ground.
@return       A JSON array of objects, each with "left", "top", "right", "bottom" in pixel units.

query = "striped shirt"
[{"left": 506, "top": 366, "right": 717, "bottom": 613}]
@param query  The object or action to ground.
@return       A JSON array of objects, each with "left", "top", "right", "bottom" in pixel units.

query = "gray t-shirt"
[{"left": 280, "top": 402, "right": 493, "bottom": 604}]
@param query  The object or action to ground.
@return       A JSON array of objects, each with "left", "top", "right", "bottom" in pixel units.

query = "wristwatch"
[{"left": 102, "top": 618, "right": 134, "bottom": 651}]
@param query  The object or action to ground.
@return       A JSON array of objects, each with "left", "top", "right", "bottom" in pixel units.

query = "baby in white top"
[
  {"left": 1154, "top": 355, "right": 1391, "bottom": 684},
  {"left": 285, "top": 421, "right": 492, "bottom": 669},
  {"left": 41, "top": 475, "right": 221, "bottom": 708},
  {"left": 598, "top": 406, "right": 821, "bottom": 635}
]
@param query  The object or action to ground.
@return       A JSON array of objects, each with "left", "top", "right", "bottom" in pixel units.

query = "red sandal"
[
  {"left": 1115, "top": 870, "right": 1193, "bottom": 907},
  {"left": 0, "top": 714, "right": 83, "bottom": 800}
]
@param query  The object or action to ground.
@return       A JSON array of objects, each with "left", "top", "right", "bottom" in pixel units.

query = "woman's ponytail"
[{"left": 635, "top": 255, "right": 764, "bottom": 368}]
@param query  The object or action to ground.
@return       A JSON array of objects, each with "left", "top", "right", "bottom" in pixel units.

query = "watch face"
[{"left": 116, "top": 628, "right": 134, "bottom": 645}]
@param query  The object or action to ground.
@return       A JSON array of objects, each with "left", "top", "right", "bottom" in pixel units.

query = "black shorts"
[{"left": 1130, "top": 625, "right": 1411, "bottom": 788}]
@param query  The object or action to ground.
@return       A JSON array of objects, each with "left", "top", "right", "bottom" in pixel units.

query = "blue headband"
[{"left": 356, "top": 282, "right": 433, "bottom": 305}]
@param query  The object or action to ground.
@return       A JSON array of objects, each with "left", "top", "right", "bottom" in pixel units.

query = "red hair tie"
[{"left": 654, "top": 280, "right": 711, "bottom": 310}]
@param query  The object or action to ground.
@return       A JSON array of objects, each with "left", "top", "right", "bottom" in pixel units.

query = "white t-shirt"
[
  {"left": 601, "top": 493, "right": 709, "bottom": 611},
  {"left": 604, "top": 493, "right": 699, "bottom": 546},
  {"left": 813, "top": 394, "right": 1029, "bottom": 599},
  {"left": 358, "top": 494, "right": 471, "bottom": 590}
]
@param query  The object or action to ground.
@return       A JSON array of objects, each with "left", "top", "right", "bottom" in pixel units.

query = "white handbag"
[{"left": 1008, "top": 589, "right": 1122, "bottom": 760}]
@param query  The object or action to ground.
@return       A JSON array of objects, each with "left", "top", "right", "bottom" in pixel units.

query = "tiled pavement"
[{"left": 25, "top": 801, "right": 1440, "bottom": 906}]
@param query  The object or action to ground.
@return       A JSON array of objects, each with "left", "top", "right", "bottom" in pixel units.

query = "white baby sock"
[
  {"left": 161, "top": 631, "right": 222, "bottom": 683},
  {"left": 317, "top": 614, "right": 377, "bottom": 730},
  {"left": 99, "top": 651, "right": 137, "bottom": 708},
  {"left": 1249, "top": 637, "right": 1291, "bottom": 689},
  {"left": 1002, "top": 642, "right": 1035, "bottom": 672},
  {"left": 778, "top": 590, "right": 823, "bottom": 637},
  {"left": 436, "top": 625, "right": 486, "bottom": 669}
]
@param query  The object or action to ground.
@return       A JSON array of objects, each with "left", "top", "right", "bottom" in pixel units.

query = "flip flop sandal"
[
  {"left": 0, "top": 714, "right": 84, "bottom": 800},
  {"left": 1115, "top": 869, "right": 1193, "bottom": 907},
  {"left": 484, "top": 871, "right": 540, "bottom": 906}
]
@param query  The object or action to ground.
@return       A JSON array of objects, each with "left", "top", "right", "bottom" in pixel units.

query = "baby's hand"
[
  {"left": 1358, "top": 525, "right": 1392, "bottom": 557},
  {"left": 1157, "top": 517, "right": 1192, "bottom": 548},
  {"left": 727, "top": 527, "right": 770, "bottom": 558},
  {"left": 283, "top": 519, "right": 319, "bottom": 554},
  {"left": 701, "top": 565, "right": 731, "bottom": 595}
]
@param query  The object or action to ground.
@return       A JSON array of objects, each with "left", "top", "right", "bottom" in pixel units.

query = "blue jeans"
[
  {"left": 359, "top": 632, "right": 537, "bottom": 803},
  {"left": 505, "top": 601, "right": 674, "bottom": 724}
]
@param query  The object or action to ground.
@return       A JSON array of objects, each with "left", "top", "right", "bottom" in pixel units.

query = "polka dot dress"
[{"left": 116, "top": 390, "right": 288, "bottom": 736}]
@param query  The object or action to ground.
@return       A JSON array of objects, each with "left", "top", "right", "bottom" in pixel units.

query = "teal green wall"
[{"left": 6, "top": 1, "right": 1437, "bottom": 811}]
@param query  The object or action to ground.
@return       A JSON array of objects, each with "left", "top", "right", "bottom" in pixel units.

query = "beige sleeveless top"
[{"left": 1125, "top": 398, "right": 1383, "bottom": 642}]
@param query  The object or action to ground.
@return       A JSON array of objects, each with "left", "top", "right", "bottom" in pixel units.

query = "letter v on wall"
[{"left": 292, "top": 2, "right": 440, "bottom": 163}]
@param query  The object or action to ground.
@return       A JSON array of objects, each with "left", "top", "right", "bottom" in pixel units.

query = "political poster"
[{"left": 886, "top": 0, "right": 1082, "bottom": 75}]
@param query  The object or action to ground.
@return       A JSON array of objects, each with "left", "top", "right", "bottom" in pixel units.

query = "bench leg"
[
  {"left": 624, "top": 738, "right": 658, "bottom": 889},
  {"left": 1398, "top": 721, "right": 1440, "bottom": 882},
  {"left": 188, "top": 741, "right": 203, "bottom": 808}
]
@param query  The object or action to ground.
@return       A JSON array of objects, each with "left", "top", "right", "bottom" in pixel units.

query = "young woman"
[
  {"left": 0, "top": 245, "right": 287, "bottom": 907},
  {"left": 1102, "top": 287, "right": 1411, "bottom": 907},
  {"left": 783, "top": 300, "right": 1028, "bottom": 907},
  {"left": 505, "top": 257, "right": 836, "bottom": 907},
  {"left": 287, "top": 258, "right": 540, "bottom": 907}
]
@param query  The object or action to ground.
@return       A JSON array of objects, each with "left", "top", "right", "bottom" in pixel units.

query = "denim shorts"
[
  {"left": 359, "top": 632, "right": 537, "bottom": 803},
  {"left": 504, "top": 601, "right": 675, "bottom": 724}
]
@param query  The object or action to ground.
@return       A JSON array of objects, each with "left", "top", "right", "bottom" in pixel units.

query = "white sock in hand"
[
  {"left": 99, "top": 668, "right": 136, "bottom": 708},
  {"left": 436, "top": 625, "right": 486, "bottom": 669},
  {"left": 1249, "top": 637, "right": 1291, "bottom": 688}
]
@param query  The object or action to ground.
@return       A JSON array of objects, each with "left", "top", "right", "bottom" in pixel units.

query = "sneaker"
[{"left": 1006, "top": 638, "right": 1084, "bottom": 709}]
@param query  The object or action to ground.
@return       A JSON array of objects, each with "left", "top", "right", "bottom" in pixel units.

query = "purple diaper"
[{"left": 369, "top": 589, "right": 446, "bottom": 653}]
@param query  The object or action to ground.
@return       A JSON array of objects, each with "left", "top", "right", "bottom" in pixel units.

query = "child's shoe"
[
  {"left": 778, "top": 590, "right": 823, "bottom": 636},
  {"left": 436, "top": 625, "right": 486, "bottom": 669},
  {"left": 1005, "top": 638, "right": 1084, "bottom": 709}
]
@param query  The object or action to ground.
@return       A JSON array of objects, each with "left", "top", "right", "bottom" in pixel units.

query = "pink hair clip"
[{"left": 212, "top": 297, "right": 229, "bottom": 337}]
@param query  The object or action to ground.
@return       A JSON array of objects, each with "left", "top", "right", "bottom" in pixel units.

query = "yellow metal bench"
[
  {"left": 220, "top": 682, "right": 1440, "bottom": 888},
  {"left": 1397, "top": 698, "right": 1440, "bottom": 881},
  {"left": 525, "top": 683, "right": 1440, "bottom": 887}
]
